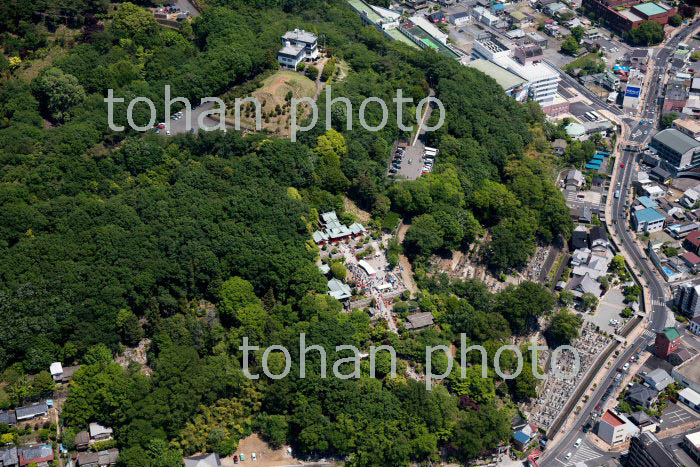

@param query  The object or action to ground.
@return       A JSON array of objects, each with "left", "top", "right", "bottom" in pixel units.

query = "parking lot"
[
  {"left": 582, "top": 287, "right": 628, "bottom": 334},
  {"left": 658, "top": 402, "right": 700, "bottom": 431}
]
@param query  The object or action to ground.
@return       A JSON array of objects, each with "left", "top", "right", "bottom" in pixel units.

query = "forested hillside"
[{"left": 0, "top": 0, "right": 571, "bottom": 464}]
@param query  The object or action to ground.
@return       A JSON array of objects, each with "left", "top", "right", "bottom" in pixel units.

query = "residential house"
[
  {"left": 15, "top": 403, "right": 48, "bottom": 422},
  {"left": 663, "top": 82, "right": 690, "bottom": 113},
  {"left": 679, "top": 387, "right": 700, "bottom": 411},
  {"left": 596, "top": 410, "right": 637, "bottom": 446},
  {"left": 277, "top": 29, "right": 319, "bottom": 69},
  {"left": 681, "top": 252, "right": 700, "bottom": 273},
  {"left": 404, "top": 312, "right": 434, "bottom": 330},
  {"left": 641, "top": 184, "right": 665, "bottom": 200},
  {"left": 565, "top": 169, "right": 585, "bottom": 189},
  {"left": 184, "top": 453, "right": 221, "bottom": 467},
  {"left": 634, "top": 171, "right": 652, "bottom": 192},
  {"left": 589, "top": 226, "right": 609, "bottom": 252},
  {"left": 0, "top": 447, "right": 18, "bottom": 467},
  {"left": 18, "top": 445, "right": 53, "bottom": 466},
  {"left": 572, "top": 254, "right": 610, "bottom": 280},
  {"left": 75, "top": 431, "right": 90, "bottom": 451},
  {"left": 644, "top": 368, "right": 674, "bottom": 391},
  {"left": 654, "top": 327, "right": 681, "bottom": 359},
  {"left": 628, "top": 411, "right": 657, "bottom": 433},
  {"left": 571, "top": 247, "right": 591, "bottom": 267},
  {"left": 681, "top": 188, "right": 700, "bottom": 208},
  {"left": 650, "top": 165, "right": 671, "bottom": 184},
  {"left": 48, "top": 362, "right": 80, "bottom": 383},
  {"left": 627, "top": 383, "right": 659, "bottom": 409},
  {"left": 77, "top": 449, "right": 119, "bottom": 467},
  {"left": 668, "top": 222, "right": 698, "bottom": 239},
  {"left": 89, "top": 423, "right": 113, "bottom": 442},
  {"left": 552, "top": 139, "right": 567, "bottom": 156},
  {"left": 685, "top": 230, "right": 700, "bottom": 255},
  {"left": 0, "top": 411, "right": 16, "bottom": 426},
  {"left": 512, "top": 422, "right": 538, "bottom": 451},
  {"left": 570, "top": 206, "right": 592, "bottom": 224},
  {"left": 571, "top": 225, "right": 589, "bottom": 250}
]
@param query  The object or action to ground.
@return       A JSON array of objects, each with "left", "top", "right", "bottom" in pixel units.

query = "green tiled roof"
[{"left": 662, "top": 327, "right": 681, "bottom": 341}]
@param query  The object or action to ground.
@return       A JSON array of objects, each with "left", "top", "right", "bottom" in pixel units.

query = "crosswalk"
[
  {"left": 559, "top": 443, "right": 605, "bottom": 466},
  {"left": 641, "top": 329, "right": 656, "bottom": 338},
  {"left": 652, "top": 300, "right": 666, "bottom": 307}
]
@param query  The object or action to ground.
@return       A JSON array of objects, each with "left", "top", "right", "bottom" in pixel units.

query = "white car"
[
  {"left": 166, "top": 130, "right": 171, "bottom": 136},
  {"left": 623, "top": 362, "right": 630, "bottom": 371},
  {"left": 252, "top": 453, "right": 257, "bottom": 461},
  {"left": 565, "top": 452, "right": 572, "bottom": 460}
]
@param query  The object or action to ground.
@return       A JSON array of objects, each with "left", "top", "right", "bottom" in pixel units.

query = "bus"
[{"left": 614, "top": 190, "right": 620, "bottom": 199}]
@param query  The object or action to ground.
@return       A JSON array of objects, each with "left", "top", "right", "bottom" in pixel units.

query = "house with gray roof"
[
  {"left": 18, "top": 445, "right": 53, "bottom": 466},
  {"left": 313, "top": 211, "right": 366, "bottom": 244},
  {"left": 0, "top": 447, "right": 18, "bottom": 467},
  {"left": 644, "top": 368, "right": 674, "bottom": 391},
  {"left": 15, "top": 403, "right": 48, "bottom": 422},
  {"left": 89, "top": 423, "right": 113, "bottom": 441},
  {"left": 627, "top": 383, "right": 659, "bottom": 408},
  {"left": 77, "top": 448, "right": 119, "bottom": 467},
  {"left": 0, "top": 411, "right": 16, "bottom": 426}
]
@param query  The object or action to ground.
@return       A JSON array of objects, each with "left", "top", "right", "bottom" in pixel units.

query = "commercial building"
[
  {"left": 597, "top": 410, "right": 636, "bottom": 445},
  {"left": 679, "top": 387, "right": 700, "bottom": 411},
  {"left": 633, "top": 207, "right": 665, "bottom": 232},
  {"left": 650, "top": 128, "right": 700, "bottom": 175},
  {"left": 655, "top": 327, "right": 681, "bottom": 359},
  {"left": 683, "top": 431, "right": 700, "bottom": 464},
  {"left": 277, "top": 29, "right": 319, "bottom": 69},
  {"left": 672, "top": 353, "right": 700, "bottom": 393},
  {"left": 628, "top": 431, "right": 681, "bottom": 467},
  {"left": 673, "top": 119, "right": 700, "bottom": 140}
]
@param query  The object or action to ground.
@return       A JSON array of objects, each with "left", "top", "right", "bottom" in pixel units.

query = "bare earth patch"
[
  {"left": 343, "top": 196, "right": 371, "bottom": 224},
  {"left": 223, "top": 434, "right": 303, "bottom": 466}
]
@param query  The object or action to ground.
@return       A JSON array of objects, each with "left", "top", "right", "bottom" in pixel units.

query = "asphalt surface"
[{"left": 540, "top": 22, "right": 700, "bottom": 467}]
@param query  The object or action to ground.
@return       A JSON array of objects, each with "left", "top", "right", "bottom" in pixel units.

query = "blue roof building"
[
  {"left": 633, "top": 208, "right": 665, "bottom": 232},
  {"left": 638, "top": 196, "right": 658, "bottom": 209}
]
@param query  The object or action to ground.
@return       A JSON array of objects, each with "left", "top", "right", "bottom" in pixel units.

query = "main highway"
[{"left": 540, "top": 21, "right": 699, "bottom": 467}]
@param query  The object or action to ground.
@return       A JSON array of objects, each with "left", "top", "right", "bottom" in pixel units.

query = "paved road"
[{"left": 540, "top": 22, "right": 700, "bottom": 467}]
